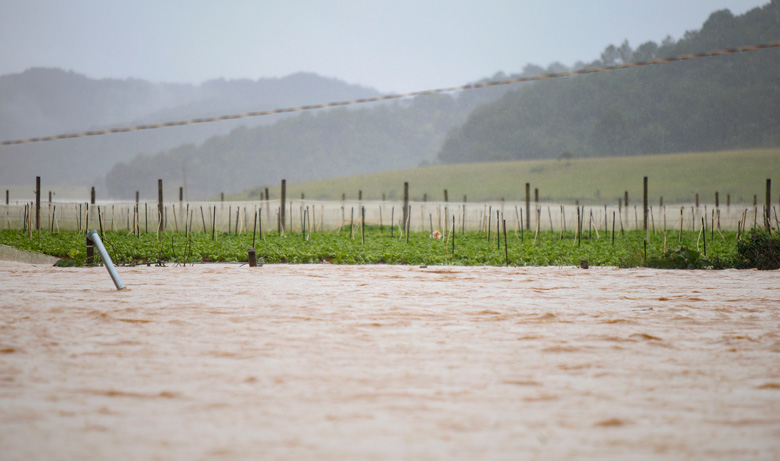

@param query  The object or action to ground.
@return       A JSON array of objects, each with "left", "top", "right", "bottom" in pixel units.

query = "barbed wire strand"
[{"left": 2, "top": 41, "right": 779, "bottom": 147}]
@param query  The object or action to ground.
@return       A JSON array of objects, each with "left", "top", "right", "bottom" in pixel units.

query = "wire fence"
[
  {"left": 3, "top": 199, "right": 777, "bottom": 235},
  {"left": 2, "top": 42, "right": 779, "bottom": 147}
]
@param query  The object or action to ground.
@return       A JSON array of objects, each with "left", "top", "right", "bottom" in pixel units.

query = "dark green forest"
[
  {"left": 438, "top": 2, "right": 780, "bottom": 163},
  {"left": 105, "top": 2, "right": 780, "bottom": 200}
]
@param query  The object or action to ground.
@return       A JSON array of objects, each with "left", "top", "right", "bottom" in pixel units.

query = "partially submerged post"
[
  {"left": 248, "top": 248, "right": 258, "bottom": 267},
  {"left": 86, "top": 234, "right": 95, "bottom": 265},
  {"left": 87, "top": 230, "right": 125, "bottom": 290}
]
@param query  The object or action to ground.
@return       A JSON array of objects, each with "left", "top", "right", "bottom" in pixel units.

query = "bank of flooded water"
[{"left": 1, "top": 262, "right": 779, "bottom": 459}]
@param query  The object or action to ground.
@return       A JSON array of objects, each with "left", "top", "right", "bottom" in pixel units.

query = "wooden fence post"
[
  {"left": 402, "top": 182, "right": 409, "bottom": 231},
  {"left": 280, "top": 179, "right": 286, "bottom": 233},
  {"left": 157, "top": 179, "right": 163, "bottom": 235},
  {"left": 525, "top": 183, "right": 530, "bottom": 230},
  {"left": 643, "top": 176, "right": 648, "bottom": 231},
  {"left": 35, "top": 176, "right": 41, "bottom": 233},
  {"left": 766, "top": 178, "right": 772, "bottom": 231}
]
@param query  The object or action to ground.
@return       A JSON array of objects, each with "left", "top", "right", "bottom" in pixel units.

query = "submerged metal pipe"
[{"left": 87, "top": 230, "right": 125, "bottom": 290}]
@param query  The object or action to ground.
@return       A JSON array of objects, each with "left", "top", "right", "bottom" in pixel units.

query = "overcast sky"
[{"left": 0, "top": 0, "right": 769, "bottom": 94}]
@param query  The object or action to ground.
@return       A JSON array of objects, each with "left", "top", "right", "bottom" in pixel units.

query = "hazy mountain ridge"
[
  {"left": 0, "top": 69, "right": 382, "bottom": 187},
  {"left": 104, "top": 3, "right": 780, "bottom": 200},
  {"left": 0, "top": 68, "right": 198, "bottom": 139},
  {"left": 104, "top": 92, "right": 501, "bottom": 200},
  {"left": 3, "top": 2, "right": 778, "bottom": 200}
]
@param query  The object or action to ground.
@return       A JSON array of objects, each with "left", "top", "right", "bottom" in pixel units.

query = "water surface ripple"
[{"left": 1, "top": 262, "right": 779, "bottom": 459}]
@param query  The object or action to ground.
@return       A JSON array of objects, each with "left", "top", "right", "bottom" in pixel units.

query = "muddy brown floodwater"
[{"left": 1, "top": 262, "right": 779, "bottom": 460}]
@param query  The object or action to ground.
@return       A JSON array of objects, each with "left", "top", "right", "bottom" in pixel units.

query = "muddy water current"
[{"left": 1, "top": 262, "right": 779, "bottom": 459}]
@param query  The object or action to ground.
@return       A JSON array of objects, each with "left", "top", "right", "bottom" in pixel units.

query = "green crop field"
[
  {"left": 230, "top": 148, "right": 780, "bottom": 205},
  {"left": 0, "top": 225, "right": 756, "bottom": 269}
]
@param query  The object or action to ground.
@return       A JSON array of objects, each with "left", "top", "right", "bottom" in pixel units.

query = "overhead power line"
[{"left": 1, "top": 41, "right": 779, "bottom": 147}]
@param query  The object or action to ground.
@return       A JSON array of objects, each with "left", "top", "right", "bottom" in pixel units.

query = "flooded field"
[{"left": 1, "top": 262, "right": 779, "bottom": 459}]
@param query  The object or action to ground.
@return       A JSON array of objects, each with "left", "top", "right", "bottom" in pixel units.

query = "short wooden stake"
[
  {"left": 248, "top": 248, "right": 258, "bottom": 267},
  {"left": 86, "top": 234, "right": 95, "bottom": 265}
]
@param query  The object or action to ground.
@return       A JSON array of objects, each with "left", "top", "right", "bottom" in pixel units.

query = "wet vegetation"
[
  {"left": 3, "top": 227, "right": 776, "bottom": 270},
  {"left": 733, "top": 230, "right": 780, "bottom": 270}
]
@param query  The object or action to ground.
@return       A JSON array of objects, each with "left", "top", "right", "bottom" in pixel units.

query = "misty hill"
[
  {"left": 0, "top": 68, "right": 195, "bottom": 140},
  {"left": 104, "top": 2, "right": 779, "bottom": 201},
  {"left": 438, "top": 2, "right": 780, "bottom": 163},
  {"left": 104, "top": 92, "right": 506, "bottom": 200},
  {"left": 0, "top": 69, "right": 381, "bottom": 186}
]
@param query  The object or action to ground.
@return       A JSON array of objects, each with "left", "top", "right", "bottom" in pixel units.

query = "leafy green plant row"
[{"left": 5, "top": 226, "right": 775, "bottom": 269}]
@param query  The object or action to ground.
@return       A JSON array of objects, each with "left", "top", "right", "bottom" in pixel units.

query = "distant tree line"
[{"left": 437, "top": 2, "right": 780, "bottom": 163}]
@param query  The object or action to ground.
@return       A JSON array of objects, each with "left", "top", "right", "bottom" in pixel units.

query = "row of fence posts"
[{"left": 4, "top": 177, "right": 777, "bottom": 239}]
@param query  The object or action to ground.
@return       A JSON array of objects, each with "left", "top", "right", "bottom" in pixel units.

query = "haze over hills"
[
  {"left": 103, "top": 2, "right": 780, "bottom": 200},
  {"left": 2, "top": 2, "right": 779, "bottom": 202},
  {"left": 104, "top": 89, "right": 510, "bottom": 200},
  {"left": 0, "top": 69, "right": 382, "bottom": 188}
]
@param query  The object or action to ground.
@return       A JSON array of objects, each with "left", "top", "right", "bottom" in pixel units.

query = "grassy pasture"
[{"left": 231, "top": 148, "right": 780, "bottom": 205}]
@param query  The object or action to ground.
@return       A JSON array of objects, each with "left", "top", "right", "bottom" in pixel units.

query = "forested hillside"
[{"left": 438, "top": 2, "right": 780, "bottom": 163}]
